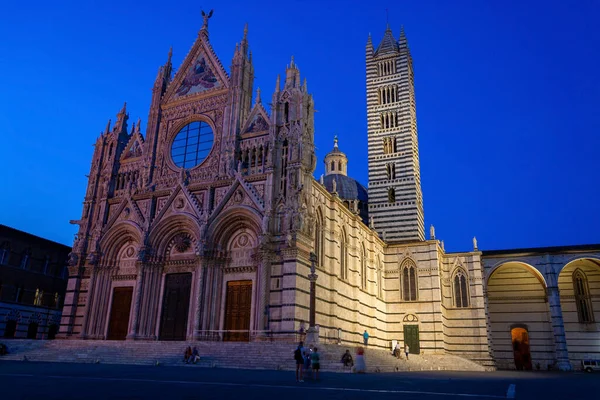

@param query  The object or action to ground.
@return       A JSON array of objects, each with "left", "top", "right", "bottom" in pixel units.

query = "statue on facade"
[
  {"left": 332, "top": 178, "right": 337, "bottom": 193},
  {"left": 319, "top": 174, "right": 324, "bottom": 185},
  {"left": 201, "top": 9, "right": 213, "bottom": 30},
  {"left": 430, "top": 224, "right": 435, "bottom": 240},
  {"left": 87, "top": 252, "right": 99, "bottom": 266},
  {"left": 67, "top": 252, "right": 79, "bottom": 267},
  {"left": 369, "top": 216, "right": 374, "bottom": 229},
  {"left": 473, "top": 236, "right": 478, "bottom": 250}
]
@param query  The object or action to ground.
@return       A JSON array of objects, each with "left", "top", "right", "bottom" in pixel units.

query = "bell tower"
[{"left": 366, "top": 26, "right": 424, "bottom": 242}]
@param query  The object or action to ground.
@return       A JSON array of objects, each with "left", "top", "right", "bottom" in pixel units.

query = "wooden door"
[
  {"left": 159, "top": 273, "right": 192, "bottom": 341},
  {"left": 107, "top": 287, "right": 133, "bottom": 340},
  {"left": 223, "top": 280, "right": 252, "bottom": 342},
  {"left": 403, "top": 324, "right": 420, "bottom": 354}
]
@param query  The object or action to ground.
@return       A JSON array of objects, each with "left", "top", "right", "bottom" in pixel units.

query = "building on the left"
[{"left": 0, "top": 224, "right": 70, "bottom": 339}]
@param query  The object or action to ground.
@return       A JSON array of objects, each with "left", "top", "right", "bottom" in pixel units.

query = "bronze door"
[
  {"left": 107, "top": 287, "right": 133, "bottom": 340},
  {"left": 223, "top": 280, "right": 252, "bottom": 342},
  {"left": 159, "top": 273, "right": 192, "bottom": 341}
]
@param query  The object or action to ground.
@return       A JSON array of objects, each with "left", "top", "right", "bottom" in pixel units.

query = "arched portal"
[
  {"left": 558, "top": 258, "right": 600, "bottom": 365},
  {"left": 487, "top": 262, "right": 553, "bottom": 370}
]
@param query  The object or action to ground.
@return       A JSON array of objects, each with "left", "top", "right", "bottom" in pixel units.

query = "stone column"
[
  {"left": 547, "top": 285, "right": 572, "bottom": 371},
  {"left": 255, "top": 252, "right": 272, "bottom": 335},
  {"left": 305, "top": 252, "right": 319, "bottom": 345},
  {"left": 192, "top": 260, "right": 206, "bottom": 340},
  {"left": 79, "top": 266, "right": 96, "bottom": 339},
  {"left": 127, "top": 264, "right": 145, "bottom": 340},
  {"left": 544, "top": 262, "right": 572, "bottom": 371}
]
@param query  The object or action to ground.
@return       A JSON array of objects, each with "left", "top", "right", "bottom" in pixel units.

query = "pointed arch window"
[
  {"left": 453, "top": 269, "right": 469, "bottom": 308},
  {"left": 573, "top": 269, "right": 594, "bottom": 323},
  {"left": 377, "top": 259, "right": 383, "bottom": 299},
  {"left": 361, "top": 243, "right": 367, "bottom": 290},
  {"left": 401, "top": 261, "right": 418, "bottom": 301},
  {"left": 314, "top": 210, "right": 324, "bottom": 268},
  {"left": 340, "top": 229, "right": 348, "bottom": 280}
]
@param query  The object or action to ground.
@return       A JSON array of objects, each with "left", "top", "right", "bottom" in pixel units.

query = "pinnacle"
[{"left": 255, "top": 87, "right": 261, "bottom": 104}]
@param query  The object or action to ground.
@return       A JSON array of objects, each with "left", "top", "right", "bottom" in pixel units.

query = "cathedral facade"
[{"left": 59, "top": 14, "right": 599, "bottom": 371}]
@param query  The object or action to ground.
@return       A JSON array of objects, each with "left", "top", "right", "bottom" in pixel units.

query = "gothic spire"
[
  {"left": 375, "top": 25, "right": 398, "bottom": 56},
  {"left": 275, "top": 74, "right": 280, "bottom": 93}
]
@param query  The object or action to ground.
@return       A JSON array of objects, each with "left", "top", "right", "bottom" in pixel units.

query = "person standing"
[
  {"left": 294, "top": 341, "right": 305, "bottom": 382},
  {"left": 394, "top": 342, "right": 401, "bottom": 359},
  {"left": 405, "top": 343, "right": 410, "bottom": 360},
  {"left": 363, "top": 330, "right": 369, "bottom": 346},
  {"left": 311, "top": 347, "right": 321, "bottom": 380}
]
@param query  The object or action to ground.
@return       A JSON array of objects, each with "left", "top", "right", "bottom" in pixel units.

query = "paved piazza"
[{"left": 1, "top": 361, "right": 598, "bottom": 399}]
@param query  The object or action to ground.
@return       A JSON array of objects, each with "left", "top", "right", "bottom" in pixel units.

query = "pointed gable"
[
  {"left": 163, "top": 32, "right": 229, "bottom": 103},
  {"left": 375, "top": 27, "right": 398, "bottom": 56},
  {"left": 121, "top": 131, "right": 145, "bottom": 161},
  {"left": 241, "top": 100, "right": 271, "bottom": 136}
]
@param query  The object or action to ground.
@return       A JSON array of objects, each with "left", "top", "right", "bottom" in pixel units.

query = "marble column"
[
  {"left": 192, "top": 260, "right": 206, "bottom": 340},
  {"left": 78, "top": 266, "right": 95, "bottom": 339},
  {"left": 126, "top": 264, "right": 145, "bottom": 340},
  {"left": 255, "top": 252, "right": 271, "bottom": 334}
]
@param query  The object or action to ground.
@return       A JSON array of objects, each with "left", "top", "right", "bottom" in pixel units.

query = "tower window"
[
  {"left": 388, "top": 187, "right": 396, "bottom": 203},
  {"left": 338, "top": 161, "right": 342, "bottom": 171},
  {"left": 573, "top": 269, "right": 594, "bottom": 323},
  {"left": 284, "top": 102, "right": 289, "bottom": 123},
  {"left": 386, "top": 163, "right": 395, "bottom": 180},
  {"left": 331, "top": 161, "right": 335, "bottom": 171}
]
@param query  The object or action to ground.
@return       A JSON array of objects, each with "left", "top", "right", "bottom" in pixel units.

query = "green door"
[{"left": 403, "top": 325, "right": 420, "bottom": 354}]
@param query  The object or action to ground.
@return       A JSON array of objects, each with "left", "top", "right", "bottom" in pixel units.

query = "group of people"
[
  {"left": 393, "top": 342, "right": 410, "bottom": 359},
  {"left": 183, "top": 346, "right": 200, "bottom": 364},
  {"left": 294, "top": 341, "right": 321, "bottom": 382}
]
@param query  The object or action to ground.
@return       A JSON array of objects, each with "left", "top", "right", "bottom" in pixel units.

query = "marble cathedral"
[{"left": 59, "top": 14, "right": 599, "bottom": 371}]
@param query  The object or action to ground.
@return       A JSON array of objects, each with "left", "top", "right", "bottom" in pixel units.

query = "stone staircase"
[{"left": 0, "top": 340, "right": 487, "bottom": 373}]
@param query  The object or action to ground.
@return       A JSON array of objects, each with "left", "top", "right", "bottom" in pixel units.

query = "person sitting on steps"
[
  {"left": 184, "top": 346, "right": 192, "bottom": 364},
  {"left": 191, "top": 347, "right": 199, "bottom": 364},
  {"left": 341, "top": 349, "right": 353, "bottom": 367}
]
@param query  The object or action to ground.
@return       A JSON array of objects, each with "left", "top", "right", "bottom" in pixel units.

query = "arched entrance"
[
  {"left": 558, "top": 258, "right": 600, "bottom": 365},
  {"left": 47, "top": 324, "right": 59, "bottom": 340},
  {"left": 511, "top": 327, "right": 532, "bottom": 370},
  {"left": 487, "top": 262, "right": 553, "bottom": 370},
  {"left": 3, "top": 320, "right": 17, "bottom": 338},
  {"left": 27, "top": 322, "right": 38, "bottom": 339},
  {"left": 159, "top": 273, "right": 192, "bottom": 341}
]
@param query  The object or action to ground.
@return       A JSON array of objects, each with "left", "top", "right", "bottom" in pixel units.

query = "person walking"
[
  {"left": 363, "top": 330, "right": 369, "bottom": 346},
  {"left": 294, "top": 341, "right": 305, "bottom": 382},
  {"left": 311, "top": 347, "right": 321, "bottom": 380},
  {"left": 405, "top": 343, "right": 410, "bottom": 360}
]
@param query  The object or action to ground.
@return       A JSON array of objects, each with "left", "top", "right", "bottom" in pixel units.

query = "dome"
[{"left": 322, "top": 174, "right": 368, "bottom": 202}]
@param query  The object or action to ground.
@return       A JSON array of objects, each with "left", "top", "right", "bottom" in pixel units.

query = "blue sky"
[{"left": 0, "top": 0, "right": 598, "bottom": 251}]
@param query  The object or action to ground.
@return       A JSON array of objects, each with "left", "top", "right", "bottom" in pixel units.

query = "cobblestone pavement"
[{"left": 1, "top": 360, "right": 598, "bottom": 399}]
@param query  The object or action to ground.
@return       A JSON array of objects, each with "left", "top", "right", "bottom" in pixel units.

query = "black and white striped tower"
[{"left": 366, "top": 25, "right": 424, "bottom": 242}]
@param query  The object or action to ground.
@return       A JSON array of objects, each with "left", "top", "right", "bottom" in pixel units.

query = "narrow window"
[
  {"left": 573, "top": 269, "right": 594, "bottom": 323},
  {"left": 361, "top": 244, "right": 367, "bottom": 290},
  {"left": 284, "top": 102, "right": 289, "bottom": 123},
  {"left": 401, "top": 262, "right": 417, "bottom": 301},
  {"left": 331, "top": 161, "right": 335, "bottom": 171},
  {"left": 388, "top": 187, "right": 396, "bottom": 203},
  {"left": 340, "top": 229, "right": 347, "bottom": 280},
  {"left": 454, "top": 270, "right": 469, "bottom": 308}
]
